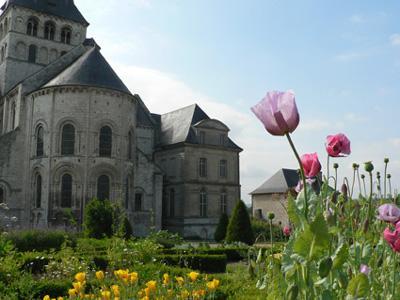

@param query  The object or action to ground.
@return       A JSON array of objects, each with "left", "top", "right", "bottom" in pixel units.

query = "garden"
[{"left": 1, "top": 90, "right": 400, "bottom": 299}]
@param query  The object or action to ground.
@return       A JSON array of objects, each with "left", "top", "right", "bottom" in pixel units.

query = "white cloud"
[
  {"left": 390, "top": 34, "right": 400, "bottom": 46},
  {"left": 299, "top": 120, "right": 330, "bottom": 131}
]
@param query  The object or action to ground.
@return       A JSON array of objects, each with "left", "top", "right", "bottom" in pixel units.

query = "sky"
[{"left": 76, "top": 0, "right": 400, "bottom": 203}]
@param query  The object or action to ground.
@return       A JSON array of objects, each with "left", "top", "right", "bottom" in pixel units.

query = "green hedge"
[
  {"left": 157, "top": 254, "right": 227, "bottom": 273},
  {"left": 20, "top": 252, "right": 50, "bottom": 274},
  {"left": 6, "top": 230, "right": 78, "bottom": 252},
  {"left": 159, "top": 247, "right": 247, "bottom": 262}
]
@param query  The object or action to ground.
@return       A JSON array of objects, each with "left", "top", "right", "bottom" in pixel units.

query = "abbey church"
[{"left": 0, "top": 0, "right": 242, "bottom": 238}]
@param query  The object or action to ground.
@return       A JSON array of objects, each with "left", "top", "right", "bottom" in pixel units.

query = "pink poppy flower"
[
  {"left": 325, "top": 133, "right": 351, "bottom": 157},
  {"left": 300, "top": 153, "right": 321, "bottom": 178},
  {"left": 377, "top": 204, "right": 400, "bottom": 224}
]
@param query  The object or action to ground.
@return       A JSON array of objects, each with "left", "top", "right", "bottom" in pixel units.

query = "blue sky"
[{"left": 78, "top": 0, "right": 400, "bottom": 202}]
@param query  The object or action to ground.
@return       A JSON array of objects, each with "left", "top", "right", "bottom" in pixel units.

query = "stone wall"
[{"left": 252, "top": 193, "right": 289, "bottom": 226}]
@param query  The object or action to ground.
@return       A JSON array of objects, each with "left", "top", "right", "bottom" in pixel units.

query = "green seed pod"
[
  {"left": 333, "top": 163, "right": 339, "bottom": 169},
  {"left": 361, "top": 174, "right": 365, "bottom": 179},
  {"left": 267, "top": 212, "right": 275, "bottom": 220},
  {"left": 387, "top": 174, "right": 391, "bottom": 179},
  {"left": 352, "top": 163, "right": 358, "bottom": 169},
  {"left": 364, "top": 161, "right": 374, "bottom": 173},
  {"left": 384, "top": 158, "right": 389, "bottom": 164},
  {"left": 319, "top": 257, "right": 333, "bottom": 278}
]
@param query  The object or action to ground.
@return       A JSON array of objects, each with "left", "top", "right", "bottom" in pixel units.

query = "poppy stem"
[{"left": 285, "top": 133, "right": 308, "bottom": 221}]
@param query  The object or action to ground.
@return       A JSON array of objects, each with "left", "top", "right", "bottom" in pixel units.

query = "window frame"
[
  {"left": 220, "top": 192, "right": 227, "bottom": 214},
  {"left": 134, "top": 193, "right": 142, "bottom": 211},
  {"left": 35, "top": 174, "right": 42, "bottom": 208},
  {"left": 27, "top": 17, "right": 38, "bottom": 37},
  {"left": 199, "top": 158, "right": 207, "bottom": 177},
  {"left": 99, "top": 126, "right": 112, "bottom": 157},
  {"left": 219, "top": 159, "right": 227, "bottom": 178},
  {"left": 200, "top": 190, "right": 208, "bottom": 217},
  {"left": 97, "top": 175, "right": 110, "bottom": 201},
  {"left": 61, "top": 174, "right": 72, "bottom": 208},
  {"left": 60, "top": 27, "right": 71, "bottom": 44},
  {"left": 61, "top": 124, "right": 75, "bottom": 155},
  {"left": 36, "top": 125, "right": 44, "bottom": 157},
  {"left": 44, "top": 21, "right": 56, "bottom": 40}
]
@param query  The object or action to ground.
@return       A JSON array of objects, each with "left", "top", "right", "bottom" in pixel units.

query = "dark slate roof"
[
  {"left": 250, "top": 168, "right": 299, "bottom": 195},
  {"left": 43, "top": 46, "right": 131, "bottom": 95},
  {"left": 135, "top": 95, "right": 156, "bottom": 127},
  {"left": 1, "top": 0, "right": 89, "bottom": 25},
  {"left": 153, "top": 104, "right": 241, "bottom": 150}
]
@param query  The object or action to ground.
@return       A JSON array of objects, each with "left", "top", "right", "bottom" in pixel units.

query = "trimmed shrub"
[
  {"left": 20, "top": 252, "right": 49, "bottom": 274},
  {"left": 148, "top": 230, "right": 183, "bottom": 249},
  {"left": 214, "top": 213, "right": 229, "bottom": 242},
  {"left": 31, "top": 279, "right": 71, "bottom": 299},
  {"left": 157, "top": 254, "right": 227, "bottom": 273},
  {"left": 84, "top": 198, "right": 114, "bottom": 239},
  {"left": 225, "top": 200, "right": 254, "bottom": 245},
  {"left": 159, "top": 247, "right": 247, "bottom": 262},
  {"left": 6, "top": 230, "right": 76, "bottom": 252},
  {"left": 251, "top": 218, "right": 286, "bottom": 242},
  {"left": 119, "top": 217, "right": 133, "bottom": 239}
]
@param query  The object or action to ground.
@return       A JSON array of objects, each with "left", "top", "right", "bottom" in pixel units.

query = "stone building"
[
  {"left": 250, "top": 168, "right": 298, "bottom": 225},
  {"left": 0, "top": 0, "right": 242, "bottom": 238}
]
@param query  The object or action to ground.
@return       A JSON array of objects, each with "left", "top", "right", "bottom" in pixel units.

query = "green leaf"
[
  {"left": 287, "top": 194, "right": 301, "bottom": 228},
  {"left": 293, "top": 214, "right": 330, "bottom": 261},
  {"left": 319, "top": 257, "right": 333, "bottom": 278},
  {"left": 321, "top": 290, "right": 334, "bottom": 300},
  {"left": 347, "top": 273, "right": 369, "bottom": 298},
  {"left": 333, "top": 243, "right": 349, "bottom": 270}
]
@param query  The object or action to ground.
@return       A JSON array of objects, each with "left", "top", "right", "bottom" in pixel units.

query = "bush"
[
  {"left": 214, "top": 213, "right": 229, "bottom": 242},
  {"left": 6, "top": 230, "right": 75, "bottom": 252},
  {"left": 157, "top": 254, "right": 227, "bottom": 273},
  {"left": 148, "top": 230, "right": 183, "bottom": 249},
  {"left": 225, "top": 200, "right": 254, "bottom": 245},
  {"left": 119, "top": 217, "right": 133, "bottom": 239},
  {"left": 91, "top": 256, "right": 108, "bottom": 270},
  {"left": 20, "top": 252, "right": 49, "bottom": 274},
  {"left": 159, "top": 247, "right": 248, "bottom": 262},
  {"left": 251, "top": 218, "right": 286, "bottom": 242},
  {"left": 84, "top": 198, "right": 114, "bottom": 239}
]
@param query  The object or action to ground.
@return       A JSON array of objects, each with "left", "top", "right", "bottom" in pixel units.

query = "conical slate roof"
[
  {"left": 1, "top": 0, "right": 88, "bottom": 25},
  {"left": 250, "top": 168, "right": 299, "bottom": 195},
  {"left": 44, "top": 46, "right": 131, "bottom": 95}
]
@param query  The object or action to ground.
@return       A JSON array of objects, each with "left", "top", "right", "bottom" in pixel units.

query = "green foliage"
[
  {"left": 119, "top": 216, "right": 133, "bottom": 239},
  {"left": 5, "top": 230, "right": 76, "bottom": 252},
  {"left": 148, "top": 230, "right": 183, "bottom": 249},
  {"left": 225, "top": 200, "right": 255, "bottom": 245},
  {"left": 84, "top": 198, "right": 114, "bottom": 239},
  {"left": 214, "top": 213, "right": 229, "bottom": 242},
  {"left": 347, "top": 273, "right": 369, "bottom": 298},
  {"left": 159, "top": 247, "right": 248, "bottom": 262},
  {"left": 20, "top": 252, "right": 50, "bottom": 274},
  {"left": 251, "top": 218, "right": 286, "bottom": 242},
  {"left": 157, "top": 254, "right": 227, "bottom": 273}
]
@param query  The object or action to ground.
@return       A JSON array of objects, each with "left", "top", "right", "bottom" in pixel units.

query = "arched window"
[
  {"left": 0, "top": 187, "right": 4, "bottom": 203},
  {"left": 169, "top": 189, "right": 175, "bottom": 217},
  {"left": 36, "top": 125, "right": 44, "bottom": 157},
  {"left": 35, "top": 174, "right": 42, "bottom": 208},
  {"left": 28, "top": 44, "right": 37, "bottom": 63},
  {"left": 200, "top": 190, "right": 207, "bottom": 217},
  {"left": 60, "top": 27, "right": 71, "bottom": 44},
  {"left": 61, "top": 174, "right": 72, "bottom": 208},
  {"left": 27, "top": 18, "right": 38, "bottom": 36},
  {"left": 61, "top": 124, "right": 75, "bottom": 155},
  {"left": 44, "top": 21, "right": 55, "bottom": 40},
  {"left": 10, "top": 102, "right": 16, "bottom": 129},
  {"left": 128, "top": 131, "right": 132, "bottom": 159},
  {"left": 99, "top": 126, "right": 112, "bottom": 157},
  {"left": 97, "top": 175, "right": 110, "bottom": 201},
  {"left": 135, "top": 193, "right": 142, "bottom": 211}
]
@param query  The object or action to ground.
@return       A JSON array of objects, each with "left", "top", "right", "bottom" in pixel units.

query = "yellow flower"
[
  {"left": 181, "top": 290, "right": 190, "bottom": 299},
  {"left": 72, "top": 281, "right": 84, "bottom": 293},
  {"left": 96, "top": 270, "right": 105, "bottom": 280},
  {"left": 193, "top": 289, "right": 206, "bottom": 299},
  {"left": 74, "top": 272, "right": 86, "bottom": 283},
  {"left": 130, "top": 271, "right": 139, "bottom": 284},
  {"left": 68, "top": 289, "right": 77, "bottom": 297},
  {"left": 175, "top": 276, "right": 184, "bottom": 286},
  {"left": 111, "top": 285, "right": 120, "bottom": 297},
  {"left": 188, "top": 271, "right": 199, "bottom": 282},
  {"left": 163, "top": 273, "right": 170, "bottom": 285},
  {"left": 207, "top": 279, "right": 220, "bottom": 291},
  {"left": 167, "top": 289, "right": 173, "bottom": 297},
  {"left": 43, "top": 296, "right": 50, "bottom": 300},
  {"left": 146, "top": 280, "right": 157, "bottom": 292},
  {"left": 101, "top": 290, "right": 111, "bottom": 300},
  {"left": 145, "top": 287, "right": 151, "bottom": 297},
  {"left": 141, "top": 297, "right": 150, "bottom": 300},
  {"left": 57, "top": 298, "right": 64, "bottom": 300},
  {"left": 273, "top": 253, "right": 283, "bottom": 260}
]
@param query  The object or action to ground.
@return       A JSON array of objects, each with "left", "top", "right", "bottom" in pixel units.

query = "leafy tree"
[
  {"left": 84, "top": 198, "right": 114, "bottom": 239},
  {"left": 214, "top": 213, "right": 229, "bottom": 242},
  {"left": 225, "top": 200, "right": 254, "bottom": 245}
]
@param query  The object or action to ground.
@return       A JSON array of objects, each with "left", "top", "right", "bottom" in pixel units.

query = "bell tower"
[{"left": 0, "top": 0, "right": 89, "bottom": 96}]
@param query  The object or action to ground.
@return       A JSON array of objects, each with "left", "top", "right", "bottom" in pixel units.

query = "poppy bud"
[
  {"left": 361, "top": 174, "right": 365, "bottom": 179},
  {"left": 341, "top": 184, "right": 348, "bottom": 201},
  {"left": 384, "top": 158, "right": 389, "bottom": 164},
  {"left": 333, "top": 163, "right": 339, "bottom": 169},
  {"left": 352, "top": 163, "right": 359, "bottom": 169},
  {"left": 377, "top": 172, "right": 381, "bottom": 179},
  {"left": 267, "top": 212, "right": 275, "bottom": 220},
  {"left": 364, "top": 162, "right": 374, "bottom": 173},
  {"left": 388, "top": 174, "right": 391, "bottom": 179}
]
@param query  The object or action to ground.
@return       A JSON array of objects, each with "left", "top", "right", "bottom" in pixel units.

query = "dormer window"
[
  {"left": 61, "top": 27, "right": 71, "bottom": 44},
  {"left": 44, "top": 21, "right": 55, "bottom": 40},
  {"left": 27, "top": 18, "right": 38, "bottom": 37}
]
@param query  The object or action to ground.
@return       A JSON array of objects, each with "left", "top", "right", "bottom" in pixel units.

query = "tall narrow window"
[
  {"left": 61, "top": 27, "right": 71, "bottom": 44},
  {"left": 61, "top": 174, "right": 72, "bottom": 208},
  {"left": 169, "top": 189, "right": 175, "bottom": 217},
  {"left": 99, "top": 126, "right": 112, "bottom": 157},
  {"left": 200, "top": 190, "right": 208, "bottom": 217},
  {"left": 28, "top": 44, "right": 37, "bottom": 63},
  {"left": 0, "top": 187, "right": 4, "bottom": 203},
  {"left": 61, "top": 124, "right": 75, "bottom": 155},
  {"left": 219, "top": 134, "right": 226, "bottom": 146},
  {"left": 135, "top": 193, "right": 142, "bottom": 211},
  {"left": 35, "top": 174, "right": 42, "bottom": 208},
  {"left": 125, "top": 177, "right": 129, "bottom": 209},
  {"left": 27, "top": 18, "right": 38, "bottom": 36},
  {"left": 220, "top": 192, "right": 227, "bottom": 214},
  {"left": 128, "top": 131, "right": 132, "bottom": 159},
  {"left": 219, "top": 160, "right": 227, "bottom": 178},
  {"left": 44, "top": 22, "right": 55, "bottom": 40},
  {"left": 10, "top": 102, "right": 16, "bottom": 129},
  {"left": 36, "top": 125, "right": 44, "bottom": 157},
  {"left": 199, "top": 131, "right": 205, "bottom": 144},
  {"left": 199, "top": 158, "right": 207, "bottom": 177},
  {"left": 97, "top": 175, "right": 110, "bottom": 201}
]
